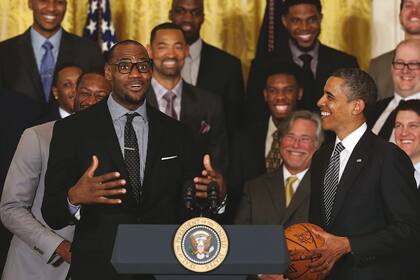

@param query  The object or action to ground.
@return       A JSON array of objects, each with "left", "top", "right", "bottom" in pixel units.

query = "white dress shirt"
[
  {"left": 335, "top": 123, "right": 367, "bottom": 181},
  {"left": 265, "top": 116, "right": 278, "bottom": 157},
  {"left": 181, "top": 38, "right": 202, "bottom": 85},
  {"left": 414, "top": 162, "right": 420, "bottom": 188}
]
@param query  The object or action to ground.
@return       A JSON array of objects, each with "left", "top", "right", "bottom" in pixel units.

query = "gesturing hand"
[
  {"left": 55, "top": 240, "right": 72, "bottom": 264},
  {"left": 68, "top": 155, "right": 126, "bottom": 205},
  {"left": 193, "top": 154, "right": 226, "bottom": 200}
]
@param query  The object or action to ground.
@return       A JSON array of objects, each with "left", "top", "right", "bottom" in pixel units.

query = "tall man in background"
[{"left": 169, "top": 0, "right": 245, "bottom": 137}]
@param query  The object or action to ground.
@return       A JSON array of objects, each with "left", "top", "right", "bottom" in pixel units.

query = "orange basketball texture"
[{"left": 284, "top": 223, "right": 325, "bottom": 280}]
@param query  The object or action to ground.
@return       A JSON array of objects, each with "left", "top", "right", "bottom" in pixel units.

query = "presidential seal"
[{"left": 173, "top": 217, "right": 229, "bottom": 272}]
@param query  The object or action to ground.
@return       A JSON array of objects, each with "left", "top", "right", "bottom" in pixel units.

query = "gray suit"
[
  {"left": 0, "top": 121, "right": 74, "bottom": 280},
  {"left": 234, "top": 168, "right": 310, "bottom": 227},
  {"left": 368, "top": 50, "right": 394, "bottom": 100}
]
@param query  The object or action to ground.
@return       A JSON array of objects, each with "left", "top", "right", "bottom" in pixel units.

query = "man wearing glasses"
[
  {"left": 368, "top": 39, "right": 420, "bottom": 141},
  {"left": 41, "top": 40, "right": 203, "bottom": 280}
]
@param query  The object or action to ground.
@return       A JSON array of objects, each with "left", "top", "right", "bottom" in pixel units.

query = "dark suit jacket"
[
  {"left": 0, "top": 28, "right": 104, "bottom": 112},
  {"left": 234, "top": 168, "right": 310, "bottom": 227},
  {"left": 245, "top": 42, "right": 359, "bottom": 123},
  {"left": 309, "top": 129, "right": 420, "bottom": 280},
  {"left": 147, "top": 81, "right": 228, "bottom": 174},
  {"left": 196, "top": 41, "right": 245, "bottom": 137},
  {"left": 0, "top": 87, "right": 41, "bottom": 275},
  {"left": 366, "top": 97, "right": 394, "bottom": 140},
  {"left": 226, "top": 120, "right": 268, "bottom": 222},
  {"left": 41, "top": 100, "right": 200, "bottom": 280}
]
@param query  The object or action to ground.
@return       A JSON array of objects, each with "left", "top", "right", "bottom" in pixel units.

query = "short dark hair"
[
  {"left": 331, "top": 68, "right": 378, "bottom": 107},
  {"left": 106, "top": 40, "right": 145, "bottom": 63},
  {"left": 281, "top": 0, "right": 322, "bottom": 15},
  {"left": 76, "top": 71, "right": 106, "bottom": 89},
  {"left": 52, "top": 63, "right": 82, "bottom": 86},
  {"left": 150, "top": 22, "right": 185, "bottom": 43},
  {"left": 395, "top": 99, "right": 420, "bottom": 116},
  {"left": 400, "top": 0, "right": 404, "bottom": 12},
  {"left": 264, "top": 60, "right": 304, "bottom": 88}
]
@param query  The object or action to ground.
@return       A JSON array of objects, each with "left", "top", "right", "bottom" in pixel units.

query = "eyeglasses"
[
  {"left": 109, "top": 60, "right": 152, "bottom": 74},
  {"left": 282, "top": 133, "right": 314, "bottom": 145},
  {"left": 392, "top": 61, "right": 420, "bottom": 70}
]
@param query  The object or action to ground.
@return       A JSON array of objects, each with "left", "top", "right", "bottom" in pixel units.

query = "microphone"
[
  {"left": 183, "top": 180, "right": 195, "bottom": 210},
  {"left": 207, "top": 181, "right": 219, "bottom": 210}
]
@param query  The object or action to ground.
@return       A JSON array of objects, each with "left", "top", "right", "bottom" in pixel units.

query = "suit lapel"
[
  {"left": 180, "top": 82, "right": 198, "bottom": 124},
  {"left": 329, "top": 130, "right": 371, "bottom": 227},
  {"left": 282, "top": 171, "right": 311, "bottom": 224},
  {"left": 145, "top": 86, "right": 159, "bottom": 109},
  {"left": 20, "top": 29, "right": 44, "bottom": 102},
  {"left": 196, "top": 42, "right": 210, "bottom": 87}
]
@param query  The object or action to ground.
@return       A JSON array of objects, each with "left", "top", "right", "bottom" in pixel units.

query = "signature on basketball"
[{"left": 293, "top": 232, "right": 314, "bottom": 245}]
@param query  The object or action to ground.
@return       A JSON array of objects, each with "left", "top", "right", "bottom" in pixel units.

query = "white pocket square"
[{"left": 161, "top": 155, "right": 178, "bottom": 160}]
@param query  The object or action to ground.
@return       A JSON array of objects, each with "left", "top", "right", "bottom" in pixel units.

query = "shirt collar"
[
  {"left": 283, "top": 165, "right": 309, "bottom": 181},
  {"left": 393, "top": 91, "right": 420, "bottom": 105},
  {"left": 59, "top": 107, "right": 71, "bottom": 118},
  {"left": 289, "top": 39, "right": 319, "bottom": 62},
  {"left": 336, "top": 123, "right": 367, "bottom": 155},
  {"left": 151, "top": 78, "right": 183, "bottom": 99},
  {"left": 30, "top": 26, "right": 62, "bottom": 53},
  {"left": 107, "top": 94, "right": 148, "bottom": 122},
  {"left": 188, "top": 38, "right": 202, "bottom": 60}
]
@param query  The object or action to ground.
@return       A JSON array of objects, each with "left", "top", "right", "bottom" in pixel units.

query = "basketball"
[{"left": 284, "top": 223, "right": 325, "bottom": 280}]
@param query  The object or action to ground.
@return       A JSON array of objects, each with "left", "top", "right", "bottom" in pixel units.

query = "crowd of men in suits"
[{"left": 0, "top": 0, "right": 419, "bottom": 279}]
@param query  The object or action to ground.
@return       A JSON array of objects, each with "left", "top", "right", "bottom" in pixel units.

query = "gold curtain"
[{"left": 0, "top": 0, "right": 371, "bottom": 79}]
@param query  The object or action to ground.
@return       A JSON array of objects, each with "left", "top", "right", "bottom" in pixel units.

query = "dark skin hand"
[
  {"left": 193, "top": 154, "right": 226, "bottom": 200},
  {"left": 68, "top": 155, "right": 127, "bottom": 205},
  {"left": 299, "top": 229, "right": 351, "bottom": 277},
  {"left": 55, "top": 240, "right": 71, "bottom": 263}
]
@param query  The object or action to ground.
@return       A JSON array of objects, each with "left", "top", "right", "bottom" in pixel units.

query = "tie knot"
[
  {"left": 163, "top": 91, "right": 176, "bottom": 102},
  {"left": 299, "top": 54, "right": 312, "bottom": 65},
  {"left": 126, "top": 112, "right": 138, "bottom": 124},
  {"left": 272, "top": 130, "right": 279, "bottom": 141},
  {"left": 42, "top": 40, "right": 53, "bottom": 50},
  {"left": 286, "top": 175, "right": 298, "bottom": 185},
  {"left": 333, "top": 142, "right": 345, "bottom": 155}
]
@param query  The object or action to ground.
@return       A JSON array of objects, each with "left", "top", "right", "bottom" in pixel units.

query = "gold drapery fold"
[{"left": 0, "top": 0, "right": 371, "bottom": 79}]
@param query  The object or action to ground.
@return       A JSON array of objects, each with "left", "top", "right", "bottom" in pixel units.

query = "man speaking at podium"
[{"left": 42, "top": 40, "right": 223, "bottom": 280}]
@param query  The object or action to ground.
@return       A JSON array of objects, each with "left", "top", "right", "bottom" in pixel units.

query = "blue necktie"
[{"left": 40, "top": 41, "right": 55, "bottom": 102}]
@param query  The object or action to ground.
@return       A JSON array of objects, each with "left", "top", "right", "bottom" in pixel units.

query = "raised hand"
[
  {"left": 68, "top": 155, "right": 126, "bottom": 205},
  {"left": 193, "top": 154, "right": 226, "bottom": 199}
]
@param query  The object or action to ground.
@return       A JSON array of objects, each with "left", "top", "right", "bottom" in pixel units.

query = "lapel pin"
[{"left": 356, "top": 158, "right": 362, "bottom": 163}]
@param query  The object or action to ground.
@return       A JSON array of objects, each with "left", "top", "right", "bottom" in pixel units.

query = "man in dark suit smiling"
[
  {"left": 306, "top": 68, "right": 419, "bottom": 280},
  {"left": 42, "top": 40, "right": 201, "bottom": 280}
]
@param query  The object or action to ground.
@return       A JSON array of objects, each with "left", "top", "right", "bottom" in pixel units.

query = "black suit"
[
  {"left": 147, "top": 82, "right": 228, "bottom": 174},
  {"left": 245, "top": 42, "right": 359, "bottom": 122},
  {"left": 0, "top": 87, "right": 41, "bottom": 275},
  {"left": 309, "top": 129, "right": 420, "bottom": 280},
  {"left": 196, "top": 41, "right": 245, "bottom": 137},
  {"left": 226, "top": 120, "right": 268, "bottom": 222},
  {"left": 366, "top": 97, "right": 394, "bottom": 140},
  {"left": 0, "top": 28, "right": 104, "bottom": 113},
  {"left": 42, "top": 99, "right": 200, "bottom": 280}
]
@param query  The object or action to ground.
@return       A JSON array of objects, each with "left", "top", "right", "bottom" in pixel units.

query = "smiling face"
[
  {"left": 392, "top": 40, "right": 420, "bottom": 97},
  {"left": 400, "top": 0, "right": 420, "bottom": 37},
  {"left": 264, "top": 73, "right": 303, "bottom": 124},
  {"left": 28, "top": 0, "right": 66, "bottom": 38},
  {"left": 169, "top": 0, "right": 204, "bottom": 45},
  {"left": 280, "top": 118, "right": 318, "bottom": 174},
  {"left": 395, "top": 109, "right": 420, "bottom": 164},
  {"left": 281, "top": 3, "right": 321, "bottom": 51},
  {"left": 148, "top": 28, "right": 189, "bottom": 80},
  {"left": 105, "top": 43, "right": 152, "bottom": 111},
  {"left": 52, "top": 66, "right": 82, "bottom": 113},
  {"left": 317, "top": 76, "right": 362, "bottom": 139},
  {"left": 74, "top": 73, "right": 111, "bottom": 112}
]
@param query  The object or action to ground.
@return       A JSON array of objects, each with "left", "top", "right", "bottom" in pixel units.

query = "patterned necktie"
[
  {"left": 285, "top": 176, "right": 298, "bottom": 207},
  {"left": 124, "top": 113, "right": 141, "bottom": 204},
  {"left": 163, "top": 91, "right": 177, "bottom": 119},
  {"left": 40, "top": 41, "right": 55, "bottom": 102},
  {"left": 322, "top": 142, "right": 345, "bottom": 225},
  {"left": 266, "top": 130, "right": 281, "bottom": 172}
]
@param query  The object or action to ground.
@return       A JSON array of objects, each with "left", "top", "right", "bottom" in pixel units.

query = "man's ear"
[
  {"left": 52, "top": 86, "right": 59, "bottom": 100},
  {"left": 147, "top": 44, "right": 153, "bottom": 58},
  {"left": 297, "top": 87, "right": 303, "bottom": 101},
  {"left": 104, "top": 64, "right": 112, "bottom": 81},
  {"left": 352, "top": 99, "right": 365, "bottom": 115}
]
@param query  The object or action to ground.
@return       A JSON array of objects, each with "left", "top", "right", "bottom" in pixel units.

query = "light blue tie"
[{"left": 40, "top": 41, "right": 55, "bottom": 102}]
